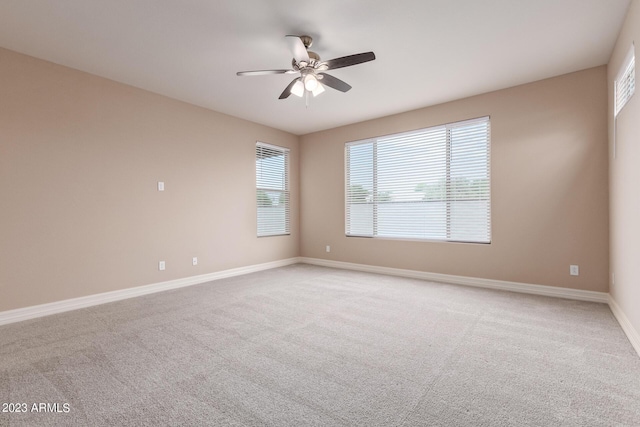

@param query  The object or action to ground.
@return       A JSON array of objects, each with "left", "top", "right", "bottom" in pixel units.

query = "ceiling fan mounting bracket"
[{"left": 299, "top": 35, "right": 313, "bottom": 49}]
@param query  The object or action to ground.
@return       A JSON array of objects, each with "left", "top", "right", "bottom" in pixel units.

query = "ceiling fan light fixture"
[
  {"left": 291, "top": 80, "right": 304, "bottom": 97},
  {"left": 303, "top": 74, "right": 319, "bottom": 91},
  {"left": 311, "top": 83, "right": 325, "bottom": 97}
]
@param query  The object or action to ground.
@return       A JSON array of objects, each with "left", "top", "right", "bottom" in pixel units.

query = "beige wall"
[
  {"left": 0, "top": 48, "right": 299, "bottom": 312},
  {"left": 300, "top": 66, "right": 609, "bottom": 292},
  {"left": 608, "top": 1, "right": 640, "bottom": 336},
  {"left": 0, "top": 44, "right": 614, "bottom": 313}
]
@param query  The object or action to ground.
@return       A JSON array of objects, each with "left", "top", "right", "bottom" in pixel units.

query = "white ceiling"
[{"left": 0, "top": 0, "right": 630, "bottom": 135}]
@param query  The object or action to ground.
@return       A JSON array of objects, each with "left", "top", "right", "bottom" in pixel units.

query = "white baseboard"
[
  {"left": 3, "top": 256, "right": 638, "bottom": 360},
  {"left": 299, "top": 257, "right": 609, "bottom": 303},
  {"left": 300, "top": 257, "right": 640, "bottom": 358},
  {"left": 608, "top": 295, "right": 640, "bottom": 357},
  {"left": 0, "top": 257, "right": 301, "bottom": 326}
]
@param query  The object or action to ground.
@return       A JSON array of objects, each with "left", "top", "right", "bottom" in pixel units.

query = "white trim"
[
  {"left": 0, "top": 257, "right": 301, "bottom": 326},
  {"left": 608, "top": 295, "right": 640, "bottom": 357},
  {"left": 299, "top": 257, "right": 608, "bottom": 303},
  {"left": 3, "top": 256, "right": 638, "bottom": 360},
  {"left": 300, "top": 257, "right": 640, "bottom": 358}
]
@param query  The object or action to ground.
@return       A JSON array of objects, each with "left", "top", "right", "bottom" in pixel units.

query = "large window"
[
  {"left": 256, "top": 142, "right": 290, "bottom": 237},
  {"left": 345, "top": 116, "right": 491, "bottom": 243},
  {"left": 615, "top": 45, "right": 635, "bottom": 117}
]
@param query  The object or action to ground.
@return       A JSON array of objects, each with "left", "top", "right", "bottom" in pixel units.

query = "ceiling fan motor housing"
[{"left": 292, "top": 52, "right": 321, "bottom": 70}]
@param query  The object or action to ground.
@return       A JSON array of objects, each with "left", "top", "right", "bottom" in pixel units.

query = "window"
[
  {"left": 345, "top": 116, "right": 491, "bottom": 243},
  {"left": 615, "top": 45, "right": 635, "bottom": 117},
  {"left": 256, "top": 142, "right": 290, "bottom": 237}
]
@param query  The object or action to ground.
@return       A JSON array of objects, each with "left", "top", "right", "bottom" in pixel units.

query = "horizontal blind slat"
[
  {"left": 346, "top": 117, "right": 490, "bottom": 243},
  {"left": 256, "top": 143, "right": 290, "bottom": 237},
  {"left": 615, "top": 50, "right": 635, "bottom": 116}
]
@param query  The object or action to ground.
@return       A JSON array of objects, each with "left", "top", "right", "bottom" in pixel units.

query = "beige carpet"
[{"left": 1, "top": 264, "right": 639, "bottom": 426}]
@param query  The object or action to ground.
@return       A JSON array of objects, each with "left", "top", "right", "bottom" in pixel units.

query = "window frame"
[
  {"left": 256, "top": 142, "right": 290, "bottom": 237},
  {"left": 344, "top": 116, "right": 491, "bottom": 244}
]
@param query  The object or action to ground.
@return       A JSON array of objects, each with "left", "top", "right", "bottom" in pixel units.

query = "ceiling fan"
[{"left": 236, "top": 35, "right": 375, "bottom": 102}]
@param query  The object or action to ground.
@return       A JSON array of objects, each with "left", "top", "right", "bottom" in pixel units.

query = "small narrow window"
[
  {"left": 615, "top": 45, "right": 635, "bottom": 117},
  {"left": 256, "top": 142, "right": 290, "bottom": 237}
]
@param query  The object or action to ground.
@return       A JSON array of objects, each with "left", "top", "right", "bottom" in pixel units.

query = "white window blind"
[
  {"left": 256, "top": 142, "right": 290, "bottom": 237},
  {"left": 345, "top": 116, "right": 491, "bottom": 243},
  {"left": 615, "top": 45, "right": 635, "bottom": 117}
]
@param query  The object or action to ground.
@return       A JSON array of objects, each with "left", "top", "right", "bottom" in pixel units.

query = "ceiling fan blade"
[
  {"left": 279, "top": 77, "right": 301, "bottom": 99},
  {"left": 324, "top": 52, "right": 376, "bottom": 70},
  {"left": 285, "top": 35, "right": 309, "bottom": 64},
  {"left": 236, "top": 69, "right": 296, "bottom": 76},
  {"left": 318, "top": 73, "right": 352, "bottom": 92}
]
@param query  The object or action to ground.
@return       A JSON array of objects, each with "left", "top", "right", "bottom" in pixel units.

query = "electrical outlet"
[
  {"left": 157, "top": 181, "right": 165, "bottom": 191},
  {"left": 192, "top": 257, "right": 198, "bottom": 266},
  {"left": 326, "top": 245, "right": 331, "bottom": 253},
  {"left": 159, "top": 261, "right": 166, "bottom": 271},
  {"left": 570, "top": 265, "right": 579, "bottom": 276}
]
